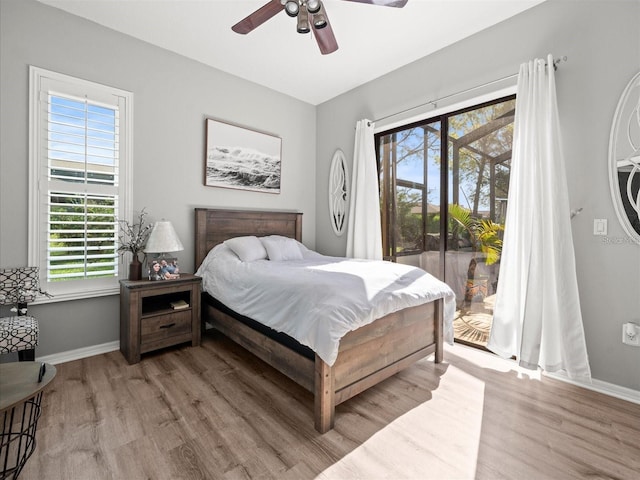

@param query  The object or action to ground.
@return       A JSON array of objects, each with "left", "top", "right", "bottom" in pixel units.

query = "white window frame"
[{"left": 28, "top": 66, "right": 133, "bottom": 303}]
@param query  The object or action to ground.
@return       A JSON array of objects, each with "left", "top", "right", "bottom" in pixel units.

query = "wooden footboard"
[
  {"left": 203, "top": 296, "right": 443, "bottom": 433},
  {"left": 314, "top": 299, "right": 443, "bottom": 433}
]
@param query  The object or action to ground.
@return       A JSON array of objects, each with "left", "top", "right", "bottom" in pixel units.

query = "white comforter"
[{"left": 196, "top": 243, "right": 456, "bottom": 366}]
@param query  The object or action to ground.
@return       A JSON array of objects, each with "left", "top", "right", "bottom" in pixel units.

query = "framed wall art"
[{"left": 205, "top": 118, "right": 282, "bottom": 193}]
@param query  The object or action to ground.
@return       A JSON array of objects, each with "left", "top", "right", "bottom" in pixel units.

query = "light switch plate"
[{"left": 593, "top": 219, "right": 607, "bottom": 235}]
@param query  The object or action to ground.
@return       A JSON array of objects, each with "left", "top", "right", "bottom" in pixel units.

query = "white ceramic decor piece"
[
  {"left": 609, "top": 71, "right": 640, "bottom": 244},
  {"left": 329, "top": 149, "right": 348, "bottom": 236}
]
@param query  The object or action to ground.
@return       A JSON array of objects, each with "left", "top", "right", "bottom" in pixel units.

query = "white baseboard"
[
  {"left": 36, "top": 340, "right": 120, "bottom": 365},
  {"left": 544, "top": 371, "right": 640, "bottom": 405}
]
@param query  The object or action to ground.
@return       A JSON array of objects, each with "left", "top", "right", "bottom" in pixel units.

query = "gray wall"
[
  {"left": 0, "top": 0, "right": 316, "bottom": 357},
  {"left": 316, "top": 0, "right": 640, "bottom": 390}
]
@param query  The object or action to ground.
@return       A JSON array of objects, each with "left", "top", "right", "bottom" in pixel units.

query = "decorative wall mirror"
[
  {"left": 329, "top": 149, "right": 349, "bottom": 236},
  {"left": 609, "top": 71, "right": 640, "bottom": 244}
]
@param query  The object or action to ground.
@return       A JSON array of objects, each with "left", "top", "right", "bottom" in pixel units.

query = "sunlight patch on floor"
[
  {"left": 447, "top": 343, "right": 542, "bottom": 381},
  {"left": 316, "top": 365, "right": 486, "bottom": 480},
  {"left": 315, "top": 344, "right": 545, "bottom": 479}
]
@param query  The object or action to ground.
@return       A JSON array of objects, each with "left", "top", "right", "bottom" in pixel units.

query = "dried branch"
[{"left": 117, "top": 208, "right": 153, "bottom": 259}]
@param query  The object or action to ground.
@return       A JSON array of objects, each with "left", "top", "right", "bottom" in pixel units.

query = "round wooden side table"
[{"left": 0, "top": 362, "right": 56, "bottom": 479}]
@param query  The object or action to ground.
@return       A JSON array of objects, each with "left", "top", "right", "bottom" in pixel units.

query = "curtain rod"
[{"left": 370, "top": 55, "right": 567, "bottom": 126}]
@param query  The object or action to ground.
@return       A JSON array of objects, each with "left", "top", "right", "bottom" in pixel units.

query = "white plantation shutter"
[
  {"left": 47, "top": 94, "right": 119, "bottom": 281},
  {"left": 47, "top": 191, "right": 118, "bottom": 280},
  {"left": 29, "top": 67, "right": 133, "bottom": 301}
]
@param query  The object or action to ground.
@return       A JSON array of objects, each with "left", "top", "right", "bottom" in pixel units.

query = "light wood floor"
[{"left": 21, "top": 332, "right": 640, "bottom": 480}]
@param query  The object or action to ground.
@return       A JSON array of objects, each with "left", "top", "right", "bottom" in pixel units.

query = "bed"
[{"left": 194, "top": 207, "right": 454, "bottom": 433}]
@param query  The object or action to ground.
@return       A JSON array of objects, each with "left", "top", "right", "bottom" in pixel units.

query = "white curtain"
[
  {"left": 487, "top": 54, "right": 591, "bottom": 381},
  {"left": 346, "top": 119, "right": 382, "bottom": 260}
]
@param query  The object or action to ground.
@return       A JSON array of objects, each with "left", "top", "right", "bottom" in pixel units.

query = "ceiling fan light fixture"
[
  {"left": 311, "top": 2, "right": 327, "bottom": 29},
  {"left": 306, "top": 0, "right": 322, "bottom": 14},
  {"left": 296, "top": 4, "right": 310, "bottom": 34},
  {"left": 312, "top": 12, "right": 327, "bottom": 29},
  {"left": 284, "top": 0, "right": 299, "bottom": 17}
]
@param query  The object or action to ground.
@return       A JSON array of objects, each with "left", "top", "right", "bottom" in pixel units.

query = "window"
[
  {"left": 376, "top": 95, "right": 515, "bottom": 348},
  {"left": 376, "top": 95, "right": 515, "bottom": 261},
  {"left": 29, "top": 67, "right": 133, "bottom": 302}
]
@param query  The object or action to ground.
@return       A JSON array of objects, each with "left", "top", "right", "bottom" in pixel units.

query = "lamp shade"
[
  {"left": 312, "top": 12, "right": 327, "bottom": 29},
  {"left": 296, "top": 4, "right": 310, "bottom": 33},
  {"left": 144, "top": 221, "right": 184, "bottom": 254},
  {"left": 284, "top": 0, "right": 299, "bottom": 17},
  {"left": 307, "top": 0, "right": 321, "bottom": 14}
]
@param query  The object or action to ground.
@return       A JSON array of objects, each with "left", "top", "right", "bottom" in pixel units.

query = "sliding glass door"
[{"left": 376, "top": 95, "right": 515, "bottom": 348}]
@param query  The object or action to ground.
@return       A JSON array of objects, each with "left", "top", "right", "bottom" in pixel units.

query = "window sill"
[{"left": 29, "top": 286, "right": 119, "bottom": 305}]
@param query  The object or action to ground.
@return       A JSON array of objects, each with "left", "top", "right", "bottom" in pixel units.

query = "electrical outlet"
[{"left": 622, "top": 323, "right": 640, "bottom": 347}]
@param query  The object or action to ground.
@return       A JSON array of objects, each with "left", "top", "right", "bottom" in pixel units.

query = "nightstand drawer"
[{"left": 140, "top": 310, "right": 192, "bottom": 348}]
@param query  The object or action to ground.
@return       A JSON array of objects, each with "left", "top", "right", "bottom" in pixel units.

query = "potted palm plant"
[{"left": 448, "top": 204, "right": 504, "bottom": 304}]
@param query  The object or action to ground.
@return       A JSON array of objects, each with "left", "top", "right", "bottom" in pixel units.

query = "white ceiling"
[{"left": 37, "top": 0, "right": 545, "bottom": 105}]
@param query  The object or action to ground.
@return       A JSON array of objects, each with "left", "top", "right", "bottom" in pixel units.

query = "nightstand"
[{"left": 119, "top": 273, "right": 202, "bottom": 364}]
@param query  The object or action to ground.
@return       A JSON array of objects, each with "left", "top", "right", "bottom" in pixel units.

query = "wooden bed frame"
[{"left": 195, "top": 208, "right": 444, "bottom": 433}]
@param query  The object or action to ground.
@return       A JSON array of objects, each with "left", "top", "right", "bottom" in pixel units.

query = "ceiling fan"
[{"left": 231, "top": 0, "right": 408, "bottom": 55}]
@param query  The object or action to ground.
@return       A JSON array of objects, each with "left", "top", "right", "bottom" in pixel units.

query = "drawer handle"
[{"left": 160, "top": 323, "right": 176, "bottom": 329}]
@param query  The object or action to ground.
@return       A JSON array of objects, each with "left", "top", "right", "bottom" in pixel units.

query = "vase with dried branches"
[{"left": 117, "top": 208, "right": 153, "bottom": 280}]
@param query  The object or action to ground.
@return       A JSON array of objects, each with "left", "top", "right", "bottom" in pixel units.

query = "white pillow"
[
  {"left": 260, "top": 235, "right": 303, "bottom": 261},
  {"left": 223, "top": 236, "right": 268, "bottom": 262}
]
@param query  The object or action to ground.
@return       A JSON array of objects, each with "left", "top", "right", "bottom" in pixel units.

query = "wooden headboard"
[{"left": 194, "top": 208, "right": 303, "bottom": 267}]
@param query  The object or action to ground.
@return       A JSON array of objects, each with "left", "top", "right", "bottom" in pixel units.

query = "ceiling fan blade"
[
  {"left": 232, "top": 0, "right": 283, "bottom": 34},
  {"left": 341, "top": 0, "right": 408, "bottom": 7},
  {"left": 312, "top": 15, "right": 338, "bottom": 55}
]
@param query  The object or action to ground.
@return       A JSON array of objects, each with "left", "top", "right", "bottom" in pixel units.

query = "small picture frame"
[{"left": 147, "top": 257, "right": 180, "bottom": 281}]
